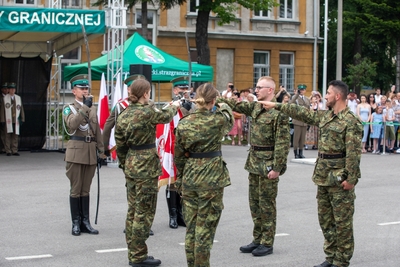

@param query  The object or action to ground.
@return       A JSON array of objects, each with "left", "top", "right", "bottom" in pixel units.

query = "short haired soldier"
[
  {"left": 63, "top": 74, "right": 104, "bottom": 236},
  {"left": 260, "top": 80, "right": 362, "bottom": 267},
  {"left": 0, "top": 83, "right": 9, "bottom": 154}
]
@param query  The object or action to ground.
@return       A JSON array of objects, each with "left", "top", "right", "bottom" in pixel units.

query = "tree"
[
  {"left": 193, "top": 0, "right": 277, "bottom": 65},
  {"left": 344, "top": 53, "right": 377, "bottom": 91}
]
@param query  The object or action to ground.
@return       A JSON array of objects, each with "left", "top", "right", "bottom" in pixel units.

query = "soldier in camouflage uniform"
[
  {"left": 260, "top": 80, "right": 362, "bottom": 267},
  {"left": 115, "top": 79, "right": 181, "bottom": 267},
  {"left": 218, "top": 76, "right": 290, "bottom": 257},
  {"left": 174, "top": 83, "right": 234, "bottom": 267}
]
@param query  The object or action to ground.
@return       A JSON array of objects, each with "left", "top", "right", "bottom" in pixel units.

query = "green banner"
[{"left": 0, "top": 7, "right": 105, "bottom": 34}]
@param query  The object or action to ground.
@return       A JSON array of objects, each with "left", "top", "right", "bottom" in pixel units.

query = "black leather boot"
[
  {"left": 175, "top": 191, "right": 186, "bottom": 227},
  {"left": 298, "top": 149, "right": 305, "bottom": 158},
  {"left": 80, "top": 195, "right": 99, "bottom": 234},
  {"left": 166, "top": 189, "right": 178, "bottom": 229},
  {"left": 294, "top": 149, "right": 299, "bottom": 159},
  {"left": 69, "top": 196, "right": 81, "bottom": 236}
]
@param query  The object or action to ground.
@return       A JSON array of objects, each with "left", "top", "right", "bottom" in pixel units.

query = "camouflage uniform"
[
  {"left": 218, "top": 98, "right": 290, "bottom": 248},
  {"left": 276, "top": 103, "right": 362, "bottom": 267},
  {"left": 115, "top": 102, "right": 177, "bottom": 264},
  {"left": 174, "top": 103, "right": 233, "bottom": 267}
]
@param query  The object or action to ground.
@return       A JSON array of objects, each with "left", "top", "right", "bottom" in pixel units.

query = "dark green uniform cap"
[
  {"left": 124, "top": 74, "right": 147, "bottom": 87},
  {"left": 297, "top": 84, "right": 307, "bottom": 90},
  {"left": 70, "top": 74, "right": 90, "bottom": 88},
  {"left": 2, "top": 82, "right": 8, "bottom": 88},
  {"left": 171, "top": 76, "right": 189, "bottom": 89},
  {"left": 7, "top": 82, "right": 16, "bottom": 88}
]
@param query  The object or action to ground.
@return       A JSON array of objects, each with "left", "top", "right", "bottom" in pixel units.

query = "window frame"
[
  {"left": 253, "top": 51, "right": 270, "bottom": 87},
  {"left": 62, "top": 0, "right": 81, "bottom": 9},
  {"left": 279, "top": 0, "right": 294, "bottom": 20},
  {"left": 189, "top": 0, "right": 200, "bottom": 14},
  {"left": 15, "top": 0, "right": 36, "bottom": 5},
  {"left": 279, "top": 52, "right": 295, "bottom": 93},
  {"left": 135, "top": 9, "right": 157, "bottom": 44}
]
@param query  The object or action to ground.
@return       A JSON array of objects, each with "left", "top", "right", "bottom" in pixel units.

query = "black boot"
[
  {"left": 166, "top": 189, "right": 178, "bottom": 229},
  {"left": 69, "top": 196, "right": 81, "bottom": 236},
  {"left": 80, "top": 195, "right": 99, "bottom": 234},
  {"left": 175, "top": 191, "right": 186, "bottom": 227},
  {"left": 294, "top": 149, "right": 299, "bottom": 159},
  {"left": 298, "top": 149, "right": 305, "bottom": 158}
]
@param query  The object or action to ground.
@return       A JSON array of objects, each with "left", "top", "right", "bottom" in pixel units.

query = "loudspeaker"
[{"left": 130, "top": 64, "right": 152, "bottom": 84}]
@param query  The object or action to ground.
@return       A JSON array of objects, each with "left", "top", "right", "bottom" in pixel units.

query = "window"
[
  {"left": 135, "top": 10, "right": 156, "bottom": 44},
  {"left": 279, "top": 52, "right": 294, "bottom": 93},
  {"left": 62, "top": 0, "right": 80, "bottom": 8},
  {"left": 189, "top": 0, "right": 200, "bottom": 13},
  {"left": 253, "top": 51, "right": 270, "bottom": 86},
  {"left": 279, "top": 0, "right": 293, "bottom": 19},
  {"left": 61, "top": 47, "right": 81, "bottom": 91},
  {"left": 254, "top": 9, "right": 270, "bottom": 18},
  {"left": 15, "top": 0, "right": 35, "bottom": 4}
]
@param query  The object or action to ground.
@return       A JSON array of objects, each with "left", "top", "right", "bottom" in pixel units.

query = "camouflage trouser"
[
  {"left": 317, "top": 185, "right": 355, "bottom": 267},
  {"left": 248, "top": 172, "right": 278, "bottom": 246},
  {"left": 125, "top": 176, "right": 158, "bottom": 263},
  {"left": 182, "top": 188, "right": 224, "bottom": 267}
]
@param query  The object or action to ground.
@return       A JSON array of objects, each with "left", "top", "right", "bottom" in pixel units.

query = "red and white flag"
[
  {"left": 97, "top": 73, "right": 110, "bottom": 131},
  {"left": 156, "top": 109, "right": 183, "bottom": 188},
  {"left": 109, "top": 73, "right": 122, "bottom": 160}
]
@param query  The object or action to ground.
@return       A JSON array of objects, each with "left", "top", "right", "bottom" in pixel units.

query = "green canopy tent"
[{"left": 64, "top": 32, "right": 214, "bottom": 82}]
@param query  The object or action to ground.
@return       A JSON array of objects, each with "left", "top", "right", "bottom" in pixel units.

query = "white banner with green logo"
[{"left": 0, "top": 7, "right": 105, "bottom": 34}]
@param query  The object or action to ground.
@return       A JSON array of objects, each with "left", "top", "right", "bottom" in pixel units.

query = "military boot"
[
  {"left": 175, "top": 191, "right": 186, "bottom": 227},
  {"left": 294, "top": 149, "right": 299, "bottom": 159},
  {"left": 166, "top": 189, "right": 178, "bottom": 228},
  {"left": 298, "top": 149, "right": 305, "bottom": 158},
  {"left": 80, "top": 195, "right": 99, "bottom": 234},
  {"left": 69, "top": 196, "right": 81, "bottom": 236}
]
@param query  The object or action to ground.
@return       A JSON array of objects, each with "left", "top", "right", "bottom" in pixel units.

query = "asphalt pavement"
[{"left": 0, "top": 146, "right": 399, "bottom": 267}]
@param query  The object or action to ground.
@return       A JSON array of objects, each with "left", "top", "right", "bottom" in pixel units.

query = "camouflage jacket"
[
  {"left": 277, "top": 103, "right": 362, "bottom": 186},
  {"left": 217, "top": 98, "right": 290, "bottom": 176},
  {"left": 115, "top": 102, "right": 178, "bottom": 178},
  {"left": 174, "top": 104, "right": 233, "bottom": 191}
]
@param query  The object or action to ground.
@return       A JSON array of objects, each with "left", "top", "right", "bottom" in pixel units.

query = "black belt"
[
  {"left": 188, "top": 151, "right": 222, "bottom": 158},
  {"left": 318, "top": 152, "right": 346, "bottom": 159},
  {"left": 251, "top": 145, "right": 274, "bottom": 151},
  {"left": 70, "top": 136, "right": 96, "bottom": 143},
  {"left": 129, "top": 143, "right": 156, "bottom": 150}
]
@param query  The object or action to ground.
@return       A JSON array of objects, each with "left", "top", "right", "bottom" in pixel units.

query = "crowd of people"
[{"left": 348, "top": 86, "right": 400, "bottom": 154}]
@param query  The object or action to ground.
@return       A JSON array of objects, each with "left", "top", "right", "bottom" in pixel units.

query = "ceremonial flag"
[
  {"left": 109, "top": 73, "right": 122, "bottom": 160},
  {"left": 97, "top": 73, "right": 110, "bottom": 131},
  {"left": 122, "top": 83, "right": 128, "bottom": 100},
  {"left": 156, "top": 109, "right": 183, "bottom": 188}
]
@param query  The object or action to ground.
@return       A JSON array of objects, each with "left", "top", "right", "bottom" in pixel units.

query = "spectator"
[
  {"left": 275, "top": 85, "right": 288, "bottom": 103},
  {"left": 229, "top": 92, "right": 243, "bottom": 145},
  {"left": 357, "top": 94, "right": 371, "bottom": 153},
  {"left": 305, "top": 96, "right": 320, "bottom": 150},
  {"left": 370, "top": 106, "right": 384, "bottom": 153},
  {"left": 384, "top": 99, "right": 396, "bottom": 152},
  {"left": 347, "top": 92, "right": 359, "bottom": 114},
  {"left": 366, "top": 93, "right": 377, "bottom": 152},
  {"left": 221, "top": 82, "right": 234, "bottom": 99},
  {"left": 393, "top": 92, "right": 400, "bottom": 150},
  {"left": 374, "top": 88, "right": 383, "bottom": 104},
  {"left": 386, "top": 85, "right": 396, "bottom": 99}
]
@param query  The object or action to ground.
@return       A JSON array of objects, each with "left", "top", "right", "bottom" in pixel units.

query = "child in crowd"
[
  {"left": 384, "top": 99, "right": 396, "bottom": 152},
  {"left": 370, "top": 106, "right": 384, "bottom": 153}
]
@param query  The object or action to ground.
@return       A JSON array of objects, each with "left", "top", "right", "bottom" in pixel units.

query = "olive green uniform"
[
  {"left": 174, "top": 104, "right": 233, "bottom": 267},
  {"left": 276, "top": 103, "right": 362, "bottom": 267},
  {"left": 290, "top": 93, "right": 310, "bottom": 151},
  {"left": 115, "top": 102, "right": 177, "bottom": 264},
  {"left": 218, "top": 98, "right": 290, "bottom": 248}
]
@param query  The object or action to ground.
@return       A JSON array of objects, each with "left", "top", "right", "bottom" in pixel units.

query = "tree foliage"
[{"left": 344, "top": 53, "right": 377, "bottom": 91}]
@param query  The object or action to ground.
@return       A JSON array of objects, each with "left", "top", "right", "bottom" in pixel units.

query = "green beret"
[
  {"left": 70, "top": 74, "right": 89, "bottom": 88},
  {"left": 297, "top": 84, "right": 307, "bottom": 90},
  {"left": 124, "top": 74, "right": 147, "bottom": 87},
  {"left": 171, "top": 76, "right": 189, "bottom": 88}
]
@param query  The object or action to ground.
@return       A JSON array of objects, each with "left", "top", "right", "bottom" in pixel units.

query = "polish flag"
[
  {"left": 156, "top": 109, "right": 183, "bottom": 188},
  {"left": 97, "top": 73, "right": 110, "bottom": 131},
  {"left": 109, "top": 73, "right": 122, "bottom": 160}
]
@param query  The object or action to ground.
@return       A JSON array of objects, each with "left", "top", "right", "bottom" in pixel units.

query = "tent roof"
[{"left": 63, "top": 32, "right": 214, "bottom": 82}]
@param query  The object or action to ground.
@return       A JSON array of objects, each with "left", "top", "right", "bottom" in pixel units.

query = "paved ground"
[{"left": 0, "top": 147, "right": 399, "bottom": 267}]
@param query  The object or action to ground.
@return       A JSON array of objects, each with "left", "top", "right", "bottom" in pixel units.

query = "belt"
[
  {"left": 251, "top": 145, "right": 274, "bottom": 151},
  {"left": 129, "top": 143, "right": 156, "bottom": 150},
  {"left": 318, "top": 152, "right": 346, "bottom": 159},
  {"left": 188, "top": 151, "right": 222, "bottom": 158},
  {"left": 70, "top": 136, "right": 96, "bottom": 143}
]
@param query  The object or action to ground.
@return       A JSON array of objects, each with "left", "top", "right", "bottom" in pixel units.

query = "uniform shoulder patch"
[{"left": 63, "top": 106, "right": 71, "bottom": 115}]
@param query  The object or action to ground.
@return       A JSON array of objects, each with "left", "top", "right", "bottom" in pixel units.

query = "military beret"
[
  {"left": 124, "top": 74, "right": 147, "bottom": 87},
  {"left": 171, "top": 76, "right": 189, "bottom": 89},
  {"left": 2, "top": 82, "right": 8, "bottom": 88},
  {"left": 7, "top": 82, "right": 16, "bottom": 88},
  {"left": 297, "top": 84, "right": 307, "bottom": 90},
  {"left": 70, "top": 74, "right": 89, "bottom": 88}
]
